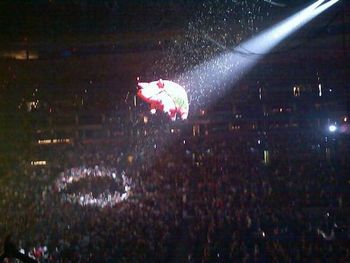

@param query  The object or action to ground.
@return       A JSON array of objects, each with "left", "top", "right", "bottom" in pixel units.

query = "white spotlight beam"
[
  {"left": 238, "top": 0, "right": 340, "bottom": 55},
  {"left": 177, "top": 0, "right": 340, "bottom": 111}
]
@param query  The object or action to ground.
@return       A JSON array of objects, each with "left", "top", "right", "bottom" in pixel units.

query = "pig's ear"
[
  {"left": 157, "top": 79, "right": 164, "bottom": 89},
  {"left": 138, "top": 82, "right": 149, "bottom": 89}
]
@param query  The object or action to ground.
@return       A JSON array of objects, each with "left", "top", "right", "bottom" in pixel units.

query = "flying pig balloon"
[{"left": 137, "top": 79, "right": 189, "bottom": 121}]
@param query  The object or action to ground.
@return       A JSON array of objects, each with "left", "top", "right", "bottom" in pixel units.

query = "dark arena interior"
[{"left": 0, "top": 0, "right": 350, "bottom": 262}]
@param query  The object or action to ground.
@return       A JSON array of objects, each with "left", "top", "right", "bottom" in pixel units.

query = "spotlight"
[
  {"left": 179, "top": 0, "right": 341, "bottom": 111},
  {"left": 329, "top": 124, "right": 337, "bottom": 132}
]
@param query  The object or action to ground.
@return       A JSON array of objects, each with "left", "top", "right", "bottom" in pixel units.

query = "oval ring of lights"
[{"left": 55, "top": 166, "right": 133, "bottom": 208}]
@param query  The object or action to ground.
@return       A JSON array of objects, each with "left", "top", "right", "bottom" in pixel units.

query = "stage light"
[
  {"left": 133, "top": 0, "right": 341, "bottom": 171},
  {"left": 235, "top": 0, "right": 327, "bottom": 56},
  {"left": 329, "top": 124, "right": 337, "bottom": 132},
  {"left": 178, "top": 0, "right": 341, "bottom": 111}
]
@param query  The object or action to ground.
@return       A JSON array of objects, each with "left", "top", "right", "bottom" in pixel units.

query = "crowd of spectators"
[
  {"left": 0, "top": 121, "right": 349, "bottom": 262},
  {"left": 56, "top": 166, "right": 132, "bottom": 208}
]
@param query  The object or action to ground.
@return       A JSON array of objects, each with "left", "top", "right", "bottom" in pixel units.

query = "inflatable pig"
[{"left": 137, "top": 79, "right": 189, "bottom": 121}]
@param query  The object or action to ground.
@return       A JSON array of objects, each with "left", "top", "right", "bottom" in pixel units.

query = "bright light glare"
[
  {"left": 237, "top": 0, "right": 327, "bottom": 55},
  {"left": 177, "top": 0, "right": 341, "bottom": 112},
  {"left": 329, "top": 125, "right": 337, "bottom": 132}
]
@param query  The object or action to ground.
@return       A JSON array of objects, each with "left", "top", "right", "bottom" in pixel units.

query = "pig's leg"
[
  {"left": 169, "top": 111, "right": 177, "bottom": 121},
  {"left": 159, "top": 94, "right": 176, "bottom": 119},
  {"left": 180, "top": 110, "right": 188, "bottom": 120}
]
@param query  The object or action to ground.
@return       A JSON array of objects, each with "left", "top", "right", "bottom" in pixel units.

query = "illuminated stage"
[{"left": 55, "top": 167, "right": 133, "bottom": 208}]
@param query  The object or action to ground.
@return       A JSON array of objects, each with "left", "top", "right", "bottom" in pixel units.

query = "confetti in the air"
[{"left": 148, "top": 0, "right": 274, "bottom": 111}]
